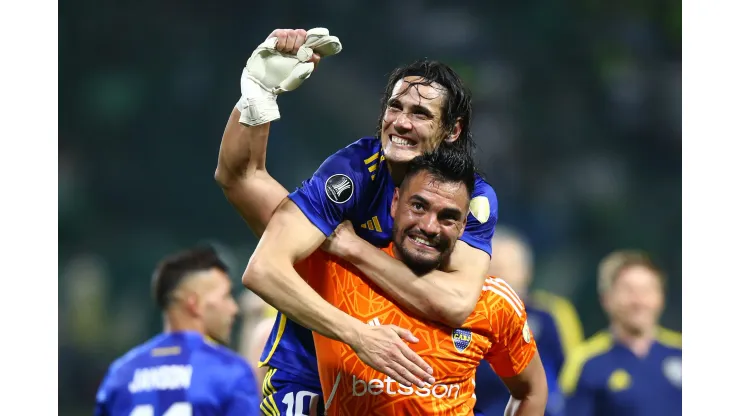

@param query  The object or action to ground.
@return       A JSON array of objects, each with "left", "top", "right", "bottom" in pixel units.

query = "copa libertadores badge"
[{"left": 325, "top": 174, "right": 354, "bottom": 204}]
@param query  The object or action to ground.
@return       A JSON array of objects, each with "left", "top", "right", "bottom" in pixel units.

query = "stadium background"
[{"left": 59, "top": 1, "right": 681, "bottom": 415}]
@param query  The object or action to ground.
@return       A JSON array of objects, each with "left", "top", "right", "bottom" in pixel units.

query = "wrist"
[
  {"left": 239, "top": 77, "right": 280, "bottom": 126},
  {"left": 336, "top": 315, "right": 365, "bottom": 346},
  {"left": 342, "top": 236, "right": 366, "bottom": 264}
]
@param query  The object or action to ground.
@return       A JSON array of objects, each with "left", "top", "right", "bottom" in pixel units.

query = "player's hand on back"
[
  {"left": 237, "top": 27, "right": 342, "bottom": 126},
  {"left": 350, "top": 324, "right": 435, "bottom": 388}
]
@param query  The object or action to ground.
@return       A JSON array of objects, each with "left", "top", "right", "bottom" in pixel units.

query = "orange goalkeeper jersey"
[{"left": 296, "top": 245, "right": 538, "bottom": 416}]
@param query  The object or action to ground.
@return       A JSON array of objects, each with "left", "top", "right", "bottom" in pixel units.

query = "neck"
[
  {"left": 163, "top": 310, "right": 204, "bottom": 336},
  {"left": 611, "top": 323, "right": 655, "bottom": 357},
  {"left": 386, "top": 160, "right": 408, "bottom": 186}
]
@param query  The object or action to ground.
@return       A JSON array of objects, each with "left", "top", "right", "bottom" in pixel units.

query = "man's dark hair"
[
  {"left": 151, "top": 246, "right": 228, "bottom": 310},
  {"left": 377, "top": 59, "right": 475, "bottom": 155},
  {"left": 403, "top": 145, "right": 476, "bottom": 198}
]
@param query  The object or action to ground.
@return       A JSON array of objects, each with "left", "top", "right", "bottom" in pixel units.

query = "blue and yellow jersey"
[
  {"left": 95, "top": 331, "right": 260, "bottom": 416},
  {"left": 559, "top": 328, "right": 682, "bottom": 416},
  {"left": 259, "top": 136, "right": 499, "bottom": 382},
  {"left": 474, "top": 291, "right": 583, "bottom": 416}
]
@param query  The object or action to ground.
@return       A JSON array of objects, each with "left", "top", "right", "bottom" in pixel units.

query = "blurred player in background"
[
  {"left": 474, "top": 226, "right": 583, "bottom": 416},
  {"left": 94, "top": 247, "right": 260, "bottom": 416},
  {"left": 559, "top": 250, "right": 681, "bottom": 416},
  {"left": 216, "top": 28, "right": 499, "bottom": 414}
]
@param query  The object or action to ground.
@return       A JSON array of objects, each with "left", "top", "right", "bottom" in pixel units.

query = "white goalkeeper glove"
[{"left": 236, "top": 28, "right": 342, "bottom": 126}]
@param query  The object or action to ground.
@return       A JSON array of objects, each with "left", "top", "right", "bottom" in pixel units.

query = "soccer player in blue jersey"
[
  {"left": 474, "top": 226, "right": 583, "bottom": 416},
  {"left": 94, "top": 247, "right": 261, "bottom": 416},
  {"left": 559, "top": 250, "right": 681, "bottom": 416},
  {"left": 216, "top": 28, "right": 499, "bottom": 415}
]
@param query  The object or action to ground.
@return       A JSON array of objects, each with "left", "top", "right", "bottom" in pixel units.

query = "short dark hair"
[
  {"left": 377, "top": 59, "right": 475, "bottom": 155},
  {"left": 403, "top": 146, "right": 476, "bottom": 198},
  {"left": 151, "top": 246, "right": 228, "bottom": 310}
]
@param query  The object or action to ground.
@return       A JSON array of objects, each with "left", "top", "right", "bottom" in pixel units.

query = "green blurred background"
[{"left": 59, "top": 1, "right": 681, "bottom": 414}]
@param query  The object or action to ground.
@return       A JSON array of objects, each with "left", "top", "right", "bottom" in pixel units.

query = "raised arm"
[
  {"left": 214, "top": 27, "right": 342, "bottom": 237},
  {"left": 325, "top": 184, "right": 498, "bottom": 327},
  {"left": 215, "top": 112, "right": 287, "bottom": 237}
]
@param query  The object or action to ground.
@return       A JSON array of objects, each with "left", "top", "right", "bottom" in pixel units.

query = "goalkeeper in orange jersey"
[
  {"left": 231, "top": 144, "right": 548, "bottom": 414},
  {"left": 300, "top": 148, "right": 548, "bottom": 415}
]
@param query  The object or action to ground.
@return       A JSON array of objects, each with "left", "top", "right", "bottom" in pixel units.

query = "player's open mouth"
[
  {"left": 407, "top": 234, "right": 438, "bottom": 251},
  {"left": 390, "top": 135, "right": 417, "bottom": 147}
]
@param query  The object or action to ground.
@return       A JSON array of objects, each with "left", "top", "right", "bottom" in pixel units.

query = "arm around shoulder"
[{"left": 242, "top": 198, "right": 365, "bottom": 345}]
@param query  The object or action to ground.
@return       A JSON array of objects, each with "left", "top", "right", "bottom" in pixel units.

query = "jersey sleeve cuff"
[
  {"left": 460, "top": 234, "right": 493, "bottom": 257},
  {"left": 288, "top": 192, "right": 335, "bottom": 237}
]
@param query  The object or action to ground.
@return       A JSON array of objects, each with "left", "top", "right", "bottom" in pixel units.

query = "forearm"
[
  {"left": 345, "top": 239, "right": 472, "bottom": 326},
  {"left": 215, "top": 108, "right": 270, "bottom": 186},
  {"left": 504, "top": 394, "right": 548, "bottom": 416},
  {"left": 215, "top": 108, "right": 288, "bottom": 237},
  {"left": 244, "top": 256, "right": 364, "bottom": 344}
]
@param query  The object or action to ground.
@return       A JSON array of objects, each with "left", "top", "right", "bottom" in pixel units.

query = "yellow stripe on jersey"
[
  {"left": 657, "top": 327, "right": 682, "bottom": 349},
  {"left": 365, "top": 153, "right": 386, "bottom": 180},
  {"left": 371, "top": 216, "right": 383, "bottom": 232},
  {"left": 559, "top": 331, "right": 613, "bottom": 395},
  {"left": 267, "top": 395, "right": 281, "bottom": 415},
  {"left": 262, "top": 367, "right": 277, "bottom": 397},
  {"left": 364, "top": 152, "right": 380, "bottom": 165},
  {"left": 257, "top": 314, "right": 287, "bottom": 368},
  {"left": 260, "top": 394, "right": 278, "bottom": 416},
  {"left": 531, "top": 291, "right": 584, "bottom": 357}
]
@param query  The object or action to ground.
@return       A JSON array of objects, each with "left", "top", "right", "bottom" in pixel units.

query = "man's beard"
[{"left": 391, "top": 223, "right": 452, "bottom": 276}]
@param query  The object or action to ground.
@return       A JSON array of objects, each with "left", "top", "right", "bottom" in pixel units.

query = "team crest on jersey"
[
  {"left": 468, "top": 196, "right": 490, "bottom": 223},
  {"left": 452, "top": 328, "right": 473, "bottom": 353},
  {"left": 662, "top": 356, "right": 682, "bottom": 388},
  {"left": 325, "top": 174, "right": 354, "bottom": 204},
  {"left": 522, "top": 320, "right": 532, "bottom": 343}
]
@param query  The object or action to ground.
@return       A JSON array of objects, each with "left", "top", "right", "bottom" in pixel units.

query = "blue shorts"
[{"left": 260, "top": 366, "right": 324, "bottom": 416}]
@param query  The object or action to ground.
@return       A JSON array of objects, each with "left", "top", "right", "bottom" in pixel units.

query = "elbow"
[
  {"left": 214, "top": 158, "right": 238, "bottom": 189},
  {"left": 242, "top": 255, "right": 273, "bottom": 295}
]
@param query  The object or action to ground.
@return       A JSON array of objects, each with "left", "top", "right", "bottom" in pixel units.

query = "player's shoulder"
[
  {"left": 656, "top": 326, "right": 682, "bottom": 351},
  {"left": 317, "top": 137, "right": 381, "bottom": 197},
  {"left": 480, "top": 276, "right": 527, "bottom": 319},
  {"left": 106, "top": 334, "right": 168, "bottom": 375},
  {"left": 325, "top": 136, "right": 382, "bottom": 168},
  {"left": 469, "top": 173, "right": 498, "bottom": 226},
  {"left": 472, "top": 173, "right": 497, "bottom": 199},
  {"left": 559, "top": 331, "right": 615, "bottom": 393},
  {"left": 199, "top": 338, "right": 253, "bottom": 372},
  {"left": 97, "top": 334, "right": 170, "bottom": 400},
  {"left": 570, "top": 330, "right": 615, "bottom": 367}
]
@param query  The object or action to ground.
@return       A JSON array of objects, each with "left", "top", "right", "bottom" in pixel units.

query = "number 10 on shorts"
[{"left": 283, "top": 391, "right": 319, "bottom": 416}]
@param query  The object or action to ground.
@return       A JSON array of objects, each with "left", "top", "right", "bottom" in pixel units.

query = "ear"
[
  {"left": 184, "top": 292, "right": 201, "bottom": 317},
  {"left": 445, "top": 118, "right": 463, "bottom": 144},
  {"left": 391, "top": 188, "right": 400, "bottom": 219}
]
